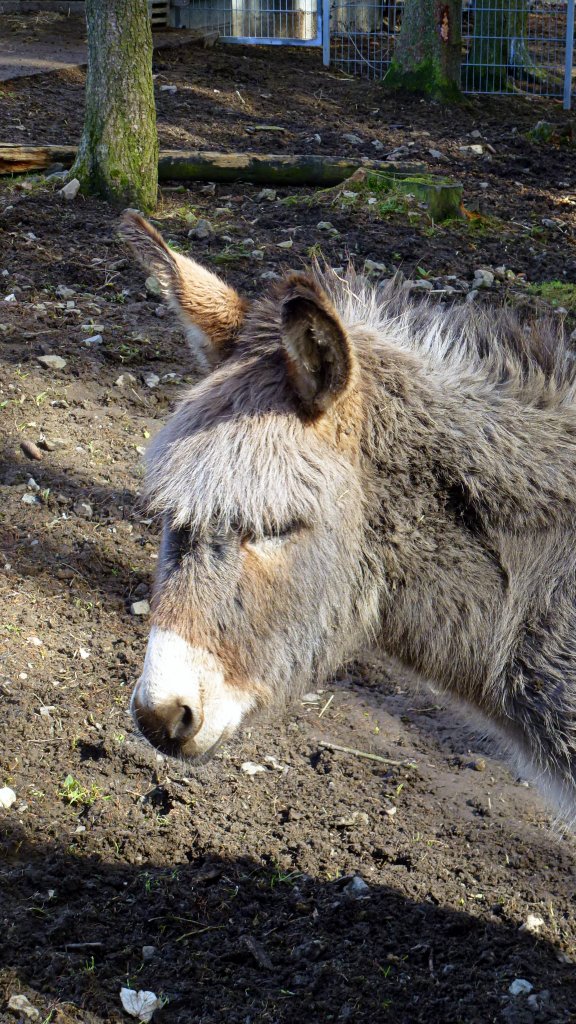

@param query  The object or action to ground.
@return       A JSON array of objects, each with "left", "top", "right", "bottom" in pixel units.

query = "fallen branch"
[
  {"left": 318, "top": 741, "right": 417, "bottom": 767},
  {"left": 0, "top": 143, "right": 426, "bottom": 186}
]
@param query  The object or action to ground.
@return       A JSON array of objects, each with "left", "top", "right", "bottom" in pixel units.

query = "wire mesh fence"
[
  {"left": 171, "top": 0, "right": 320, "bottom": 43},
  {"left": 328, "top": 0, "right": 574, "bottom": 99},
  {"left": 462, "top": 0, "right": 570, "bottom": 95}
]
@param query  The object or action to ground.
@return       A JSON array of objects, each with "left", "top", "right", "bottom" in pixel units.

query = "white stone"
[
  {"left": 143, "top": 372, "right": 160, "bottom": 389},
  {"left": 59, "top": 178, "right": 81, "bottom": 200},
  {"left": 344, "top": 875, "right": 370, "bottom": 898},
  {"left": 37, "top": 354, "right": 67, "bottom": 370},
  {"left": 84, "top": 334, "right": 103, "bottom": 346},
  {"left": 241, "top": 761, "right": 266, "bottom": 776},
  {"left": 508, "top": 979, "right": 534, "bottom": 996},
  {"left": 8, "top": 994, "right": 40, "bottom": 1020},
  {"left": 0, "top": 787, "right": 17, "bottom": 809},
  {"left": 131, "top": 600, "right": 150, "bottom": 617},
  {"left": 520, "top": 914, "right": 545, "bottom": 934}
]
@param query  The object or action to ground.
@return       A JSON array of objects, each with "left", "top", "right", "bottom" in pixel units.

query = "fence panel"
[
  {"left": 327, "top": 0, "right": 574, "bottom": 103},
  {"left": 172, "top": 0, "right": 321, "bottom": 45}
]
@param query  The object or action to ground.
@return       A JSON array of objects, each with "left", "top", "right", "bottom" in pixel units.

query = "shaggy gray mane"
[{"left": 317, "top": 266, "right": 576, "bottom": 408}]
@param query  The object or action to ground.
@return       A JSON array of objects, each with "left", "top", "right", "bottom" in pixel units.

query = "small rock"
[
  {"left": 250, "top": 250, "right": 265, "bottom": 260},
  {"left": 8, "top": 994, "right": 40, "bottom": 1020},
  {"left": 460, "top": 144, "right": 484, "bottom": 156},
  {"left": 364, "top": 259, "right": 388, "bottom": 275},
  {"left": 520, "top": 914, "right": 545, "bottom": 934},
  {"left": 470, "top": 129, "right": 482, "bottom": 139},
  {"left": 277, "top": 240, "right": 293, "bottom": 249},
  {"left": 145, "top": 275, "right": 163, "bottom": 298},
  {"left": 260, "top": 271, "right": 280, "bottom": 282},
  {"left": 0, "top": 787, "right": 17, "bottom": 809},
  {"left": 384, "top": 805, "right": 397, "bottom": 817},
  {"left": 115, "top": 372, "right": 137, "bottom": 387},
  {"left": 4, "top": 294, "right": 17, "bottom": 303},
  {"left": 541, "top": 217, "right": 563, "bottom": 231},
  {"left": 473, "top": 269, "right": 494, "bottom": 289},
  {"left": 256, "top": 188, "right": 277, "bottom": 201},
  {"left": 468, "top": 757, "right": 486, "bottom": 772},
  {"left": 408, "top": 279, "right": 434, "bottom": 292},
  {"left": 479, "top": 181, "right": 489, "bottom": 190},
  {"left": 38, "top": 437, "right": 67, "bottom": 452},
  {"left": 142, "top": 945, "right": 156, "bottom": 961},
  {"left": 142, "top": 372, "right": 160, "bottom": 389},
  {"left": 241, "top": 761, "right": 266, "bottom": 776},
  {"left": 263, "top": 754, "right": 288, "bottom": 772},
  {"left": 74, "top": 500, "right": 93, "bottom": 519},
  {"left": 188, "top": 219, "right": 214, "bottom": 241},
  {"left": 466, "top": 289, "right": 479, "bottom": 303},
  {"left": 342, "top": 133, "right": 363, "bottom": 145},
  {"left": 387, "top": 146, "right": 410, "bottom": 160},
  {"left": 343, "top": 875, "right": 370, "bottom": 898},
  {"left": 22, "top": 493, "right": 39, "bottom": 506},
  {"left": 84, "top": 333, "right": 103, "bottom": 346},
  {"left": 371, "top": 140, "right": 385, "bottom": 151},
  {"left": 59, "top": 178, "right": 81, "bottom": 200},
  {"left": 509, "top": 979, "right": 534, "bottom": 997},
  {"left": 131, "top": 600, "right": 150, "bottom": 617},
  {"left": 37, "top": 354, "right": 67, "bottom": 370},
  {"left": 428, "top": 148, "right": 448, "bottom": 161},
  {"left": 20, "top": 440, "right": 43, "bottom": 462},
  {"left": 316, "top": 221, "right": 336, "bottom": 232},
  {"left": 160, "top": 84, "right": 178, "bottom": 94},
  {"left": 55, "top": 285, "right": 76, "bottom": 299},
  {"left": 160, "top": 372, "right": 182, "bottom": 383}
]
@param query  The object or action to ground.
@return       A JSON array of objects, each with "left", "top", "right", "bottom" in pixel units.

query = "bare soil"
[{"left": 1, "top": 25, "right": 576, "bottom": 1024}]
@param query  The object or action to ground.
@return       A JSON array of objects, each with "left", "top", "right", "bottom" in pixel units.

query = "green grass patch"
[{"left": 526, "top": 280, "right": 576, "bottom": 310}]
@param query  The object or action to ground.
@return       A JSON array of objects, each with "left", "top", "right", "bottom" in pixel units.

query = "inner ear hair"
[{"left": 280, "top": 275, "right": 353, "bottom": 414}]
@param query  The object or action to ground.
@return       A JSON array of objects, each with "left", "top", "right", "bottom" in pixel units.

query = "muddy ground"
[{"left": 1, "top": 21, "right": 576, "bottom": 1024}]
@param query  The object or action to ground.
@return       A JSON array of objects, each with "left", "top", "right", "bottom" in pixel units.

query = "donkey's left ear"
[{"left": 280, "top": 274, "right": 356, "bottom": 415}]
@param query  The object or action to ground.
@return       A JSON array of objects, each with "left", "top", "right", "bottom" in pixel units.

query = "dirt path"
[
  {"left": 0, "top": 10, "right": 202, "bottom": 81},
  {"left": 0, "top": 36, "right": 575, "bottom": 1024}
]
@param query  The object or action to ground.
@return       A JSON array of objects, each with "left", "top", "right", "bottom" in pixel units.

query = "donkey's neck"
[{"left": 359, "top": 345, "right": 576, "bottom": 700}]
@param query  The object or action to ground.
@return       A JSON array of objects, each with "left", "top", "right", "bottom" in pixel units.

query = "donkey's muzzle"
[{"left": 131, "top": 691, "right": 204, "bottom": 758}]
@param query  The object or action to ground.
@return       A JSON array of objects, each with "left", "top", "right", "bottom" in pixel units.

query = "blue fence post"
[{"left": 564, "top": 0, "right": 575, "bottom": 109}]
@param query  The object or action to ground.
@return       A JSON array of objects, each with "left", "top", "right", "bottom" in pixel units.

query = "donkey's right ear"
[{"left": 119, "top": 210, "right": 247, "bottom": 373}]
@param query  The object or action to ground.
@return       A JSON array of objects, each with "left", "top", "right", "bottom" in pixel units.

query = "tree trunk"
[
  {"left": 71, "top": 0, "right": 158, "bottom": 211},
  {"left": 386, "top": 0, "right": 462, "bottom": 101}
]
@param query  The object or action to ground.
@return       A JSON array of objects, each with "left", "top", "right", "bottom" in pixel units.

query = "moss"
[
  {"left": 383, "top": 58, "right": 462, "bottom": 103},
  {"left": 526, "top": 281, "right": 576, "bottom": 310}
]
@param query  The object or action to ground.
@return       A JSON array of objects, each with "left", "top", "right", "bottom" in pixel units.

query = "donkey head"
[{"left": 121, "top": 212, "right": 373, "bottom": 761}]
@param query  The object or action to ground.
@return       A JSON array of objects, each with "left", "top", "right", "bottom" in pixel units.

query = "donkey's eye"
[{"left": 244, "top": 524, "right": 301, "bottom": 549}]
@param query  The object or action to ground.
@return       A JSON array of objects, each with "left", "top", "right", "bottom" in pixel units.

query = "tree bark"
[
  {"left": 71, "top": 0, "right": 158, "bottom": 211},
  {"left": 386, "top": 0, "right": 462, "bottom": 101}
]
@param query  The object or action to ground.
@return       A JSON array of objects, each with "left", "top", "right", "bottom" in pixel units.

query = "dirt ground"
[{"left": 1, "top": 19, "right": 576, "bottom": 1024}]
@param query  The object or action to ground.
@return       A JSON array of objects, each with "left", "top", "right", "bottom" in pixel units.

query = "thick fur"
[{"left": 125, "top": 220, "right": 576, "bottom": 826}]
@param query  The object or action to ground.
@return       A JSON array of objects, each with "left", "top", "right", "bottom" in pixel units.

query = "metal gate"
[
  {"left": 328, "top": 0, "right": 575, "bottom": 107},
  {"left": 171, "top": 0, "right": 322, "bottom": 46}
]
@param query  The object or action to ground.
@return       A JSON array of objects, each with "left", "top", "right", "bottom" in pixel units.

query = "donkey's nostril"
[{"left": 166, "top": 702, "right": 196, "bottom": 742}]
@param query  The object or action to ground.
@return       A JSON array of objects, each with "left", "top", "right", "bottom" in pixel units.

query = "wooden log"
[{"left": 0, "top": 143, "right": 426, "bottom": 186}]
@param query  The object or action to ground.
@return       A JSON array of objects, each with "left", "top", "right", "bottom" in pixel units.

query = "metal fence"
[
  {"left": 171, "top": 0, "right": 321, "bottom": 45},
  {"left": 328, "top": 0, "right": 574, "bottom": 102},
  {"left": 167, "top": 0, "right": 574, "bottom": 104}
]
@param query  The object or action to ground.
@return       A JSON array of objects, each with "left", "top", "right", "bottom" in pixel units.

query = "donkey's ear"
[
  {"left": 280, "top": 274, "right": 355, "bottom": 415},
  {"left": 119, "top": 210, "right": 247, "bottom": 373}
]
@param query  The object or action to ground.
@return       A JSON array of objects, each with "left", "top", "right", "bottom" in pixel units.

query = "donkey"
[{"left": 120, "top": 210, "right": 576, "bottom": 825}]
